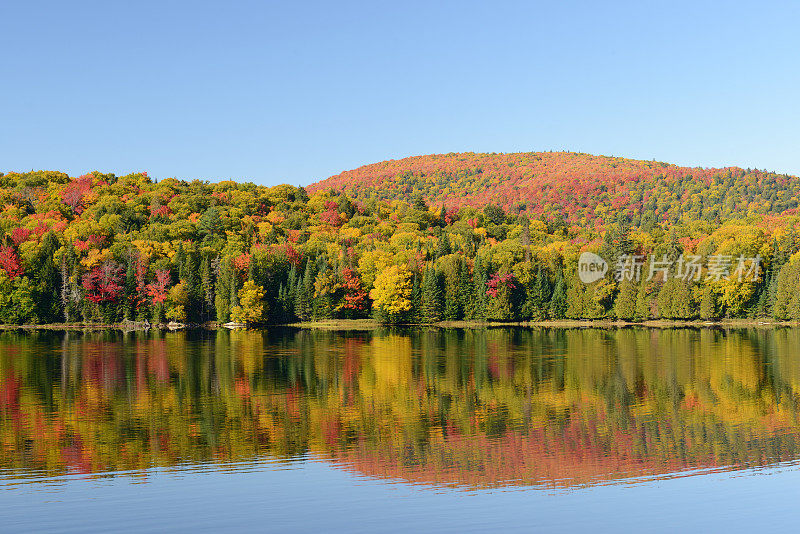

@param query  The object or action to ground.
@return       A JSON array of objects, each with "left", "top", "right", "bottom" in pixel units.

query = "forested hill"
[
  {"left": 3, "top": 161, "right": 800, "bottom": 327},
  {"left": 308, "top": 152, "right": 800, "bottom": 226}
]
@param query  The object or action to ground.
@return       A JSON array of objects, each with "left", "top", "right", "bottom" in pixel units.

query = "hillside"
[
  {"left": 308, "top": 152, "right": 800, "bottom": 226},
  {"left": 3, "top": 156, "right": 800, "bottom": 327}
]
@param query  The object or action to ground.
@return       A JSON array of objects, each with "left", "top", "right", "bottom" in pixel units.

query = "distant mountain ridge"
[{"left": 307, "top": 152, "right": 799, "bottom": 225}]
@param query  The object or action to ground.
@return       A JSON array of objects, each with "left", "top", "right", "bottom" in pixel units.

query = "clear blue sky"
[{"left": 1, "top": 0, "right": 798, "bottom": 186}]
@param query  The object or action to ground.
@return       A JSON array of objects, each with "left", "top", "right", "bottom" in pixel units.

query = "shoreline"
[{"left": 1, "top": 318, "right": 798, "bottom": 331}]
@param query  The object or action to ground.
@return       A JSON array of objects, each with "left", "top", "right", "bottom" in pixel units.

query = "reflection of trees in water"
[{"left": 2, "top": 328, "right": 800, "bottom": 488}]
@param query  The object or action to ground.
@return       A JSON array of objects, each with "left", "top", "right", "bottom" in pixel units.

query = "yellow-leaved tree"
[
  {"left": 231, "top": 280, "right": 267, "bottom": 325},
  {"left": 165, "top": 282, "right": 188, "bottom": 322},
  {"left": 369, "top": 264, "right": 413, "bottom": 318}
]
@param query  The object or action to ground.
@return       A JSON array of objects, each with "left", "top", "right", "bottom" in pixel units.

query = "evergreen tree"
[
  {"left": 471, "top": 256, "right": 488, "bottom": 320},
  {"left": 124, "top": 251, "right": 137, "bottom": 320},
  {"left": 436, "top": 232, "right": 452, "bottom": 258},
  {"left": 523, "top": 264, "right": 551, "bottom": 320},
  {"left": 599, "top": 219, "right": 633, "bottom": 267},
  {"left": 773, "top": 259, "right": 800, "bottom": 319},
  {"left": 443, "top": 257, "right": 463, "bottom": 321},
  {"left": 565, "top": 275, "right": 586, "bottom": 319},
  {"left": 670, "top": 279, "right": 695, "bottom": 319},
  {"left": 699, "top": 286, "right": 718, "bottom": 320},
  {"left": 788, "top": 291, "right": 800, "bottom": 320},
  {"left": 174, "top": 243, "right": 186, "bottom": 282},
  {"left": 458, "top": 261, "right": 473, "bottom": 320},
  {"left": 520, "top": 215, "right": 531, "bottom": 263},
  {"left": 294, "top": 260, "right": 314, "bottom": 321},
  {"left": 283, "top": 264, "right": 298, "bottom": 321},
  {"left": 215, "top": 257, "right": 235, "bottom": 323},
  {"left": 656, "top": 278, "right": 695, "bottom": 319},
  {"left": 201, "top": 254, "right": 215, "bottom": 321},
  {"left": 549, "top": 273, "right": 568, "bottom": 319},
  {"left": 614, "top": 279, "right": 637, "bottom": 320},
  {"left": 634, "top": 282, "right": 655, "bottom": 321},
  {"left": 30, "top": 232, "right": 61, "bottom": 322},
  {"left": 410, "top": 272, "right": 422, "bottom": 323},
  {"left": 421, "top": 267, "right": 443, "bottom": 323},
  {"left": 182, "top": 250, "right": 201, "bottom": 322},
  {"left": 59, "top": 244, "right": 81, "bottom": 323},
  {"left": 656, "top": 280, "right": 675, "bottom": 319}
]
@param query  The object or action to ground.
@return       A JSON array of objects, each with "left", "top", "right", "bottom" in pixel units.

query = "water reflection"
[{"left": 2, "top": 328, "right": 800, "bottom": 490}]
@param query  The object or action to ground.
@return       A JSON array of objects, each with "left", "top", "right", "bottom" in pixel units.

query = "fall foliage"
[{"left": 2, "top": 153, "right": 800, "bottom": 325}]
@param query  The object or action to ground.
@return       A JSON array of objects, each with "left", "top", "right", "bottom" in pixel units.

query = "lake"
[{"left": 3, "top": 327, "right": 800, "bottom": 532}]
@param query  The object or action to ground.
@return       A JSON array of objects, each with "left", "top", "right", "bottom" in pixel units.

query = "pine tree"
[
  {"left": 523, "top": 264, "right": 551, "bottom": 320},
  {"left": 410, "top": 272, "right": 422, "bottom": 323},
  {"left": 421, "top": 267, "right": 443, "bottom": 323},
  {"left": 614, "top": 279, "right": 637, "bottom": 320},
  {"left": 215, "top": 257, "right": 234, "bottom": 323},
  {"left": 31, "top": 232, "right": 61, "bottom": 322},
  {"left": 294, "top": 260, "right": 314, "bottom": 321},
  {"left": 520, "top": 215, "right": 532, "bottom": 263},
  {"left": 657, "top": 280, "right": 676, "bottom": 319},
  {"left": 458, "top": 260, "right": 472, "bottom": 320},
  {"left": 599, "top": 218, "right": 633, "bottom": 267},
  {"left": 124, "top": 251, "right": 137, "bottom": 320},
  {"left": 284, "top": 264, "right": 298, "bottom": 321},
  {"left": 634, "top": 282, "right": 654, "bottom": 321},
  {"left": 174, "top": 243, "right": 186, "bottom": 281},
  {"left": 183, "top": 250, "right": 201, "bottom": 322},
  {"left": 699, "top": 286, "right": 718, "bottom": 320},
  {"left": 670, "top": 279, "right": 695, "bottom": 319},
  {"left": 443, "top": 258, "right": 463, "bottom": 321},
  {"left": 773, "top": 259, "right": 800, "bottom": 319},
  {"left": 565, "top": 275, "right": 586, "bottom": 319},
  {"left": 228, "top": 260, "right": 240, "bottom": 313},
  {"left": 276, "top": 283, "right": 289, "bottom": 322},
  {"left": 436, "top": 232, "right": 452, "bottom": 258},
  {"left": 549, "top": 273, "right": 568, "bottom": 319},
  {"left": 59, "top": 244, "right": 81, "bottom": 323},
  {"left": 471, "top": 256, "right": 488, "bottom": 320},
  {"left": 201, "top": 254, "right": 215, "bottom": 321}
]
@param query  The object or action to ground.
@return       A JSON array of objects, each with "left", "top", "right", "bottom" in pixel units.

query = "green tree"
[
  {"left": 421, "top": 267, "right": 443, "bottom": 323},
  {"left": 215, "top": 257, "right": 235, "bottom": 323},
  {"left": 699, "top": 285, "right": 718, "bottom": 320},
  {"left": 549, "top": 273, "right": 568, "bottom": 319},
  {"left": 614, "top": 279, "right": 637, "bottom": 321},
  {"left": 470, "top": 256, "right": 488, "bottom": 320},
  {"left": 0, "top": 273, "right": 38, "bottom": 324},
  {"left": 30, "top": 232, "right": 61, "bottom": 322}
]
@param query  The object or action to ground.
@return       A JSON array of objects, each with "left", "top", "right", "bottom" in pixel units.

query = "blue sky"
[{"left": 1, "top": 0, "right": 798, "bottom": 186}]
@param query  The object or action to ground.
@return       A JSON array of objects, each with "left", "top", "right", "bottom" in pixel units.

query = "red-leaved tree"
[
  {"left": 0, "top": 246, "right": 23, "bottom": 279},
  {"left": 10, "top": 228, "right": 31, "bottom": 246},
  {"left": 146, "top": 269, "right": 171, "bottom": 304},
  {"left": 82, "top": 261, "right": 125, "bottom": 304},
  {"left": 486, "top": 273, "right": 515, "bottom": 298},
  {"left": 338, "top": 268, "right": 369, "bottom": 316}
]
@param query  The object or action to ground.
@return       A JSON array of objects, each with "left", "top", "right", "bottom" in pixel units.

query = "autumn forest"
[{"left": 4, "top": 151, "right": 800, "bottom": 326}]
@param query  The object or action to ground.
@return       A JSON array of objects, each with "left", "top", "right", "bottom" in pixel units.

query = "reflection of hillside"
[{"left": 2, "top": 328, "right": 800, "bottom": 489}]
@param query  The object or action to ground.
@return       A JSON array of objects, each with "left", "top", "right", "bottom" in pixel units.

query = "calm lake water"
[{"left": 3, "top": 327, "right": 800, "bottom": 532}]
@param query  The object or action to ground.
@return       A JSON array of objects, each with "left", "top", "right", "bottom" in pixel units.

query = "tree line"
[{"left": 2, "top": 169, "right": 800, "bottom": 325}]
